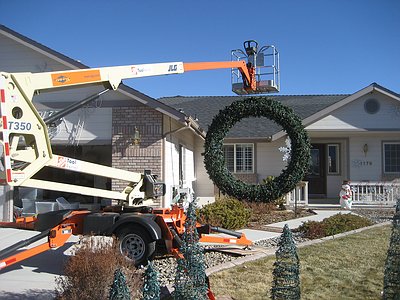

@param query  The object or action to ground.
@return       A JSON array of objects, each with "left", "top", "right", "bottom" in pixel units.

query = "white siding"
[
  {"left": 346, "top": 133, "right": 400, "bottom": 182},
  {"left": 0, "top": 33, "right": 70, "bottom": 73},
  {"left": 326, "top": 176, "right": 343, "bottom": 199},
  {"left": 184, "top": 148, "right": 195, "bottom": 185},
  {"left": 348, "top": 136, "right": 381, "bottom": 181},
  {"left": 194, "top": 140, "right": 215, "bottom": 206},
  {"left": 307, "top": 92, "right": 400, "bottom": 131},
  {"left": 256, "top": 138, "right": 288, "bottom": 181}
]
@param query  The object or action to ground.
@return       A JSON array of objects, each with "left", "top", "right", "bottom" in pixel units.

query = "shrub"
[
  {"left": 197, "top": 196, "right": 251, "bottom": 230},
  {"left": 263, "top": 176, "right": 286, "bottom": 210},
  {"left": 244, "top": 201, "right": 277, "bottom": 223},
  {"left": 322, "top": 213, "right": 373, "bottom": 236},
  {"left": 55, "top": 236, "right": 143, "bottom": 300},
  {"left": 296, "top": 213, "right": 373, "bottom": 239},
  {"left": 296, "top": 220, "right": 327, "bottom": 239}
]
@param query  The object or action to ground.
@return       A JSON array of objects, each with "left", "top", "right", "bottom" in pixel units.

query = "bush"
[
  {"left": 323, "top": 213, "right": 373, "bottom": 236},
  {"left": 244, "top": 201, "right": 277, "bottom": 222},
  {"left": 197, "top": 196, "right": 251, "bottom": 230},
  {"left": 296, "top": 220, "right": 327, "bottom": 239},
  {"left": 296, "top": 213, "right": 373, "bottom": 239},
  {"left": 262, "top": 176, "right": 286, "bottom": 210},
  {"left": 55, "top": 236, "right": 143, "bottom": 300}
]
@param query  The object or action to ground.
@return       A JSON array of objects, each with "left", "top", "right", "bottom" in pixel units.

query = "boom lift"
[{"left": 0, "top": 41, "right": 279, "bottom": 270}]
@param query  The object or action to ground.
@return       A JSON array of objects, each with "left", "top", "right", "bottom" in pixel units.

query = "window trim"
[
  {"left": 383, "top": 141, "right": 400, "bottom": 174},
  {"left": 327, "top": 143, "right": 340, "bottom": 175},
  {"left": 223, "top": 143, "right": 254, "bottom": 174}
]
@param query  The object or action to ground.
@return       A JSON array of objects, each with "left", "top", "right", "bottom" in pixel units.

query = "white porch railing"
[
  {"left": 285, "top": 181, "right": 309, "bottom": 207},
  {"left": 350, "top": 181, "right": 400, "bottom": 206}
]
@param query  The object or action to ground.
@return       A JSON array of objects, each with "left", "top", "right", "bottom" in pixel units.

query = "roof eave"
[
  {"left": 271, "top": 83, "right": 400, "bottom": 141},
  {"left": 1, "top": 25, "right": 206, "bottom": 139}
]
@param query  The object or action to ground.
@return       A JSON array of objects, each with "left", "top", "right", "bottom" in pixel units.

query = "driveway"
[{"left": 0, "top": 228, "right": 79, "bottom": 299}]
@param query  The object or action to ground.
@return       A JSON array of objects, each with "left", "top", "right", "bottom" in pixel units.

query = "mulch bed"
[{"left": 246, "top": 207, "right": 316, "bottom": 230}]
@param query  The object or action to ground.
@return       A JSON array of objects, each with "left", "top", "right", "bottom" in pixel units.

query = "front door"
[{"left": 305, "top": 143, "right": 326, "bottom": 197}]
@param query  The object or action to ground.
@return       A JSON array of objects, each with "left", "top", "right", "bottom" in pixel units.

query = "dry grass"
[{"left": 210, "top": 224, "right": 391, "bottom": 300}]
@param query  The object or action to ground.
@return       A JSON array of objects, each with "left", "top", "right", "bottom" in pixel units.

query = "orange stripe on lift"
[
  {"left": 2, "top": 116, "right": 7, "bottom": 129},
  {"left": 6, "top": 169, "right": 11, "bottom": 182},
  {"left": 0, "top": 89, "right": 5, "bottom": 102},
  {"left": 51, "top": 70, "right": 101, "bottom": 87},
  {"left": 4, "top": 142, "right": 9, "bottom": 156},
  {"left": 5, "top": 258, "right": 16, "bottom": 266}
]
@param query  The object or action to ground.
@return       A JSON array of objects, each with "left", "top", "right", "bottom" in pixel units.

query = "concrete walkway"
[{"left": 0, "top": 209, "right": 348, "bottom": 298}]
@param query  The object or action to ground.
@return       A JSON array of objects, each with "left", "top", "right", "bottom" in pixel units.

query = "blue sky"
[{"left": 1, "top": 0, "right": 399, "bottom": 98}]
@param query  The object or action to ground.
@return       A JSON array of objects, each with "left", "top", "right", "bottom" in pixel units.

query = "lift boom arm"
[
  {"left": 11, "top": 60, "right": 254, "bottom": 99},
  {"left": 0, "top": 58, "right": 255, "bottom": 206}
]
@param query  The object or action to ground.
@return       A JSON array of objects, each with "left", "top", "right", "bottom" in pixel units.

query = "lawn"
[{"left": 209, "top": 224, "right": 391, "bottom": 300}]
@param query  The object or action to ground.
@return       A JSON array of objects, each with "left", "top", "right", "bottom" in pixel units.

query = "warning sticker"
[{"left": 57, "top": 156, "right": 79, "bottom": 171}]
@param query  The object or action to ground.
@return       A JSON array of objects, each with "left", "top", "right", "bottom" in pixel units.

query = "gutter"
[{"left": 163, "top": 116, "right": 206, "bottom": 140}]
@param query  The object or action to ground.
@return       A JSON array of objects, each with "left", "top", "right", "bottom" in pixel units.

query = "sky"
[{"left": 0, "top": 0, "right": 399, "bottom": 99}]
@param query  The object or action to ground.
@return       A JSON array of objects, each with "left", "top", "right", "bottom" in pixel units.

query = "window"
[
  {"left": 223, "top": 144, "right": 254, "bottom": 173},
  {"left": 383, "top": 142, "right": 400, "bottom": 173},
  {"left": 364, "top": 98, "right": 380, "bottom": 114},
  {"left": 223, "top": 145, "right": 234, "bottom": 172},
  {"left": 327, "top": 144, "right": 340, "bottom": 174},
  {"left": 308, "top": 148, "right": 321, "bottom": 176}
]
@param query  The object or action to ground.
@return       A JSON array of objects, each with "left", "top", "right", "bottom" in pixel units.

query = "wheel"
[{"left": 116, "top": 226, "right": 156, "bottom": 266}]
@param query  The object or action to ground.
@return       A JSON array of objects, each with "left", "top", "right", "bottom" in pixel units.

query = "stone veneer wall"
[{"left": 112, "top": 106, "right": 163, "bottom": 199}]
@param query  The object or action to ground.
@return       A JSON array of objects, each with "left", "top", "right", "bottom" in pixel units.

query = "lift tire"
[{"left": 116, "top": 225, "right": 156, "bottom": 267}]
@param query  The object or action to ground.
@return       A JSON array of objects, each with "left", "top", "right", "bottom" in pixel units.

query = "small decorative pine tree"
[
  {"left": 383, "top": 198, "right": 400, "bottom": 299},
  {"left": 142, "top": 261, "right": 160, "bottom": 300},
  {"left": 109, "top": 268, "right": 131, "bottom": 300},
  {"left": 173, "top": 200, "right": 208, "bottom": 300},
  {"left": 271, "top": 224, "right": 300, "bottom": 300}
]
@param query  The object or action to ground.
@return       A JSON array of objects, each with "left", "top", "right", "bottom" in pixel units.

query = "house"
[
  {"left": 1, "top": 25, "right": 398, "bottom": 223},
  {"left": 160, "top": 83, "right": 400, "bottom": 203},
  {"left": 0, "top": 24, "right": 204, "bottom": 221}
]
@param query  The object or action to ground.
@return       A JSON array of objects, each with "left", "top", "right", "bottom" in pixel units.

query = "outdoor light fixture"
[
  {"left": 363, "top": 143, "right": 368, "bottom": 157},
  {"left": 132, "top": 126, "right": 141, "bottom": 145}
]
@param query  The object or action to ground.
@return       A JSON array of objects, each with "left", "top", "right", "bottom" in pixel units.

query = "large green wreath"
[{"left": 204, "top": 97, "right": 311, "bottom": 202}]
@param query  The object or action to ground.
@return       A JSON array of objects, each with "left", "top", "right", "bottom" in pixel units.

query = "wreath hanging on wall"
[{"left": 204, "top": 97, "right": 311, "bottom": 202}]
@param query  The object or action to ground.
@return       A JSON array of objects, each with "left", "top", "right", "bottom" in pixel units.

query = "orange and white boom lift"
[{"left": 0, "top": 41, "right": 279, "bottom": 270}]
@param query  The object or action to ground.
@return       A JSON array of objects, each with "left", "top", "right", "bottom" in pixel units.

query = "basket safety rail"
[{"left": 231, "top": 40, "right": 280, "bottom": 94}]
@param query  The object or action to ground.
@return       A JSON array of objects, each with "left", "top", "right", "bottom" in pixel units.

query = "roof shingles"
[{"left": 159, "top": 95, "right": 349, "bottom": 138}]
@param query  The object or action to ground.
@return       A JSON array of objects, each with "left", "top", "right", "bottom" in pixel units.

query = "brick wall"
[{"left": 112, "top": 106, "right": 163, "bottom": 193}]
